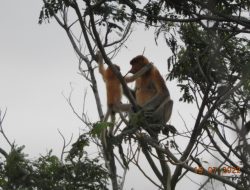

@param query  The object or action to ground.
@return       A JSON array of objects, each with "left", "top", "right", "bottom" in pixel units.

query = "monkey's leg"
[
  {"left": 163, "top": 99, "right": 173, "bottom": 123},
  {"left": 101, "top": 109, "right": 111, "bottom": 149},
  {"left": 143, "top": 98, "right": 173, "bottom": 134},
  {"left": 113, "top": 103, "right": 131, "bottom": 126},
  {"left": 108, "top": 112, "right": 115, "bottom": 137},
  {"left": 103, "top": 109, "right": 111, "bottom": 122},
  {"left": 153, "top": 99, "right": 176, "bottom": 135},
  {"left": 117, "top": 103, "right": 132, "bottom": 112},
  {"left": 107, "top": 103, "right": 131, "bottom": 136},
  {"left": 101, "top": 108, "right": 119, "bottom": 190},
  {"left": 151, "top": 97, "right": 173, "bottom": 123}
]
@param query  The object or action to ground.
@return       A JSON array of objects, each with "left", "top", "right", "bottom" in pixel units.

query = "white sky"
[
  {"left": 0, "top": 0, "right": 84, "bottom": 156},
  {"left": 0, "top": 1, "right": 229, "bottom": 190}
]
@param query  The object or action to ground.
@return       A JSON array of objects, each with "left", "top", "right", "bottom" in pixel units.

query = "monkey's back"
[{"left": 105, "top": 69, "right": 122, "bottom": 107}]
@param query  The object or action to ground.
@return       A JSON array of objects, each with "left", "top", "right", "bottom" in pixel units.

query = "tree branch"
[
  {"left": 86, "top": 0, "right": 138, "bottom": 110},
  {"left": 0, "top": 147, "right": 8, "bottom": 158},
  {"left": 141, "top": 134, "right": 245, "bottom": 190},
  {"left": 172, "top": 80, "right": 244, "bottom": 189}
]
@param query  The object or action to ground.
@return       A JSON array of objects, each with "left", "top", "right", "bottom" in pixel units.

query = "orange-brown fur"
[
  {"left": 125, "top": 55, "right": 173, "bottom": 124},
  {"left": 100, "top": 64, "right": 122, "bottom": 110},
  {"left": 97, "top": 50, "right": 131, "bottom": 126},
  {"left": 128, "top": 55, "right": 170, "bottom": 106}
]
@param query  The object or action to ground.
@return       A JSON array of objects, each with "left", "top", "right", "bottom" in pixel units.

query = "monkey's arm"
[
  {"left": 143, "top": 69, "right": 173, "bottom": 123},
  {"left": 98, "top": 62, "right": 106, "bottom": 77},
  {"left": 96, "top": 51, "right": 106, "bottom": 78},
  {"left": 124, "top": 63, "right": 153, "bottom": 83},
  {"left": 123, "top": 64, "right": 152, "bottom": 104},
  {"left": 143, "top": 69, "right": 170, "bottom": 109}
]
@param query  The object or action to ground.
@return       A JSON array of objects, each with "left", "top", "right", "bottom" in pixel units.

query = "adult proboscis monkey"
[{"left": 125, "top": 55, "right": 174, "bottom": 133}]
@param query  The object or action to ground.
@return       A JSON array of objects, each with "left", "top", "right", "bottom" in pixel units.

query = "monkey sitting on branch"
[{"left": 125, "top": 55, "right": 175, "bottom": 135}]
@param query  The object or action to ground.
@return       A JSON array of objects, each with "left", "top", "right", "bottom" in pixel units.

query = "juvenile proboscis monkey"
[
  {"left": 96, "top": 51, "right": 130, "bottom": 136},
  {"left": 125, "top": 55, "right": 174, "bottom": 131}
]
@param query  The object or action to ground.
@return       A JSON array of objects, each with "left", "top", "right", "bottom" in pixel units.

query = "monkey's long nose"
[{"left": 123, "top": 70, "right": 130, "bottom": 78}]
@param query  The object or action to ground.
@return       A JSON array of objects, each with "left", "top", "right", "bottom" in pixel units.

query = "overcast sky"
[
  {"left": 0, "top": 0, "right": 84, "bottom": 156},
  {"left": 0, "top": 1, "right": 220, "bottom": 189}
]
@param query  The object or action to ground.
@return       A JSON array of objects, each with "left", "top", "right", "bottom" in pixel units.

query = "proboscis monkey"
[
  {"left": 96, "top": 51, "right": 130, "bottom": 136},
  {"left": 125, "top": 55, "right": 173, "bottom": 127}
]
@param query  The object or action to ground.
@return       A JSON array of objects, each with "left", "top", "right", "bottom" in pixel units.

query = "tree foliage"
[{"left": 0, "top": 136, "right": 109, "bottom": 190}]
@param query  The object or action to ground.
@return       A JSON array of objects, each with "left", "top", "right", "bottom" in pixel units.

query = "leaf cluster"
[
  {"left": 0, "top": 139, "right": 109, "bottom": 190},
  {"left": 168, "top": 23, "right": 250, "bottom": 106},
  {"left": 39, "top": 0, "right": 65, "bottom": 24}
]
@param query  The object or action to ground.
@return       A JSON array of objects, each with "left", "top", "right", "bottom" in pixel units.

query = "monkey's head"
[
  {"left": 113, "top": 64, "right": 120, "bottom": 71},
  {"left": 107, "top": 64, "right": 120, "bottom": 72},
  {"left": 129, "top": 55, "right": 150, "bottom": 74},
  {"left": 106, "top": 64, "right": 120, "bottom": 78}
]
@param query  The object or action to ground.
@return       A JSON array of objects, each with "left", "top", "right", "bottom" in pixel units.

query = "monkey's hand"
[
  {"left": 143, "top": 109, "right": 155, "bottom": 121},
  {"left": 95, "top": 50, "right": 103, "bottom": 64}
]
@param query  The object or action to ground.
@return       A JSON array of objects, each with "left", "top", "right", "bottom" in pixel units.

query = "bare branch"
[
  {"left": 172, "top": 80, "right": 244, "bottom": 188},
  {"left": 141, "top": 134, "right": 245, "bottom": 190},
  {"left": 0, "top": 109, "right": 11, "bottom": 147},
  {"left": 0, "top": 147, "right": 8, "bottom": 158},
  {"left": 58, "top": 129, "right": 73, "bottom": 161}
]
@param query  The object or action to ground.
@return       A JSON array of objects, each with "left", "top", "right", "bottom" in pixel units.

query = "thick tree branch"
[{"left": 86, "top": 0, "right": 138, "bottom": 110}]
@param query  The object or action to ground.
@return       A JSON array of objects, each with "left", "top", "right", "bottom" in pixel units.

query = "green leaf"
[{"left": 91, "top": 122, "right": 113, "bottom": 137}]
